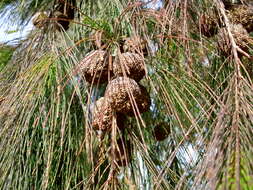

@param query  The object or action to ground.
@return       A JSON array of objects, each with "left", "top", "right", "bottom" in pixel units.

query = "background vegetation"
[{"left": 0, "top": 44, "right": 15, "bottom": 71}]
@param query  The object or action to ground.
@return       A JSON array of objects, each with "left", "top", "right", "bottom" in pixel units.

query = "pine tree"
[{"left": 0, "top": 0, "right": 252, "bottom": 189}]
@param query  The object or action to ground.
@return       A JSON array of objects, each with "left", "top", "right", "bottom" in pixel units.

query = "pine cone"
[
  {"left": 105, "top": 77, "right": 150, "bottom": 116},
  {"left": 217, "top": 24, "right": 252, "bottom": 56},
  {"left": 113, "top": 52, "right": 146, "bottom": 82},
  {"left": 80, "top": 50, "right": 113, "bottom": 84},
  {"left": 228, "top": 5, "right": 253, "bottom": 33}
]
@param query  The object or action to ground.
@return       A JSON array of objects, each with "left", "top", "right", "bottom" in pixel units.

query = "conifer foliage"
[{"left": 0, "top": 0, "right": 252, "bottom": 189}]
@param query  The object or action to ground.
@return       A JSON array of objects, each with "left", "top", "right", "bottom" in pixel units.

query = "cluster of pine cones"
[
  {"left": 80, "top": 36, "right": 151, "bottom": 131},
  {"left": 80, "top": 36, "right": 151, "bottom": 166},
  {"left": 200, "top": 0, "right": 253, "bottom": 57}
]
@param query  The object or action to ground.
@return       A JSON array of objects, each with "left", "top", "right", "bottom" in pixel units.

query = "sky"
[
  {"left": 0, "top": 6, "right": 33, "bottom": 45},
  {"left": 0, "top": 24, "right": 33, "bottom": 44}
]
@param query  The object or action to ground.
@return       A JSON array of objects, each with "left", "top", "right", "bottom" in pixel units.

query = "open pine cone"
[
  {"left": 79, "top": 50, "right": 113, "bottom": 84},
  {"left": 113, "top": 52, "right": 146, "bottom": 82},
  {"left": 217, "top": 24, "right": 253, "bottom": 56},
  {"left": 228, "top": 5, "right": 253, "bottom": 33},
  {"left": 105, "top": 77, "right": 150, "bottom": 116}
]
